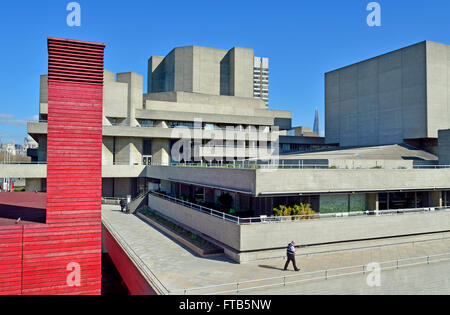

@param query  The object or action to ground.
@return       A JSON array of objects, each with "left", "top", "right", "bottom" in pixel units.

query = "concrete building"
[
  {"left": 3, "top": 37, "right": 450, "bottom": 294},
  {"left": 253, "top": 57, "right": 269, "bottom": 105},
  {"left": 325, "top": 41, "right": 450, "bottom": 153},
  {"left": 17, "top": 41, "right": 450, "bottom": 207},
  {"left": 25, "top": 45, "right": 325, "bottom": 198}
]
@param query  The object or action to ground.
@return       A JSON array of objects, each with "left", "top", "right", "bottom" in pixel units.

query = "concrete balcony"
[
  {"left": 0, "top": 163, "right": 47, "bottom": 179},
  {"left": 102, "top": 164, "right": 147, "bottom": 178},
  {"left": 0, "top": 163, "right": 147, "bottom": 179}
]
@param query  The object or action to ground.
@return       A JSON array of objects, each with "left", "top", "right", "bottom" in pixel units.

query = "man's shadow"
[{"left": 258, "top": 265, "right": 285, "bottom": 271}]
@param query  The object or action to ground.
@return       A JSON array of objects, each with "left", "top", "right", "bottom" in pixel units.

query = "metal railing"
[
  {"left": 101, "top": 197, "right": 122, "bottom": 205},
  {"left": 149, "top": 191, "right": 450, "bottom": 225},
  {"left": 164, "top": 161, "right": 450, "bottom": 170},
  {"left": 150, "top": 191, "right": 242, "bottom": 223},
  {"left": 169, "top": 252, "right": 450, "bottom": 295}
]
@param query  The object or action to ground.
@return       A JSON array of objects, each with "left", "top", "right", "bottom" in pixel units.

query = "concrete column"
[
  {"left": 152, "top": 139, "right": 171, "bottom": 166},
  {"left": 155, "top": 121, "right": 168, "bottom": 128},
  {"left": 431, "top": 191, "right": 443, "bottom": 207},
  {"left": 367, "top": 193, "right": 379, "bottom": 211},
  {"left": 115, "top": 138, "right": 143, "bottom": 165},
  {"left": 116, "top": 72, "right": 143, "bottom": 127}
]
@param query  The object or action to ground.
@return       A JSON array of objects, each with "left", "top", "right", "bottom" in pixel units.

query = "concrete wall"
[
  {"left": 103, "top": 136, "right": 143, "bottom": 166},
  {"left": 116, "top": 72, "right": 143, "bottom": 127},
  {"left": 145, "top": 91, "right": 269, "bottom": 110},
  {"left": 426, "top": 42, "right": 450, "bottom": 138},
  {"left": 228, "top": 47, "right": 254, "bottom": 98},
  {"left": 240, "top": 209, "right": 450, "bottom": 252},
  {"left": 438, "top": 129, "right": 450, "bottom": 165},
  {"left": 103, "top": 71, "right": 128, "bottom": 119},
  {"left": 192, "top": 46, "right": 226, "bottom": 95},
  {"left": 25, "top": 178, "right": 43, "bottom": 192},
  {"left": 102, "top": 136, "right": 114, "bottom": 165},
  {"left": 255, "top": 168, "right": 450, "bottom": 194},
  {"left": 325, "top": 41, "right": 450, "bottom": 146},
  {"left": 39, "top": 75, "right": 48, "bottom": 116},
  {"left": 148, "top": 46, "right": 255, "bottom": 98},
  {"left": 148, "top": 56, "right": 164, "bottom": 94}
]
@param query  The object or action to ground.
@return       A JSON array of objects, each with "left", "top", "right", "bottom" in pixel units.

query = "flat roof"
[
  {"left": 280, "top": 144, "right": 438, "bottom": 161},
  {"left": 0, "top": 192, "right": 46, "bottom": 226}
]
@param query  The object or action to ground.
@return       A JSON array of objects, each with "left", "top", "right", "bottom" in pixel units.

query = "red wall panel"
[
  {"left": 0, "top": 37, "right": 105, "bottom": 295},
  {"left": 0, "top": 226, "right": 23, "bottom": 295}
]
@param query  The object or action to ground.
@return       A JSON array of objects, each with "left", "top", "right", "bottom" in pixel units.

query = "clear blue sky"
[{"left": 0, "top": 0, "right": 449, "bottom": 144}]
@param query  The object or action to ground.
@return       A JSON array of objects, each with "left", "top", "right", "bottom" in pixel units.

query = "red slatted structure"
[{"left": 0, "top": 37, "right": 105, "bottom": 295}]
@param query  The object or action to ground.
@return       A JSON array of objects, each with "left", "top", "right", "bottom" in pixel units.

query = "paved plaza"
[{"left": 102, "top": 205, "right": 450, "bottom": 295}]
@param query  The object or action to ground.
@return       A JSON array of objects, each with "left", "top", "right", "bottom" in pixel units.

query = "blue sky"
[{"left": 0, "top": 0, "right": 449, "bottom": 144}]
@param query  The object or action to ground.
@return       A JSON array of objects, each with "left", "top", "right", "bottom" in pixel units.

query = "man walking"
[
  {"left": 284, "top": 241, "right": 300, "bottom": 271},
  {"left": 120, "top": 198, "right": 126, "bottom": 213}
]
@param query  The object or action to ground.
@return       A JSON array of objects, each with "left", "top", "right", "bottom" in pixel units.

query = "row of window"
[{"left": 136, "top": 119, "right": 271, "bottom": 132}]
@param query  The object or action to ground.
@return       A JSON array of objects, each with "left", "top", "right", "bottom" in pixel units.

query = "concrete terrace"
[{"left": 102, "top": 205, "right": 450, "bottom": 295}]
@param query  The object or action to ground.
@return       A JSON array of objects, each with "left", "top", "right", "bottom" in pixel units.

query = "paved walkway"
[{"left": 102, "top": 205, "right": 450, "bottom": 295}]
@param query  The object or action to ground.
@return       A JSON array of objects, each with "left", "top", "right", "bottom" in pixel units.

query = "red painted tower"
[{"left": 0, "top": 38, "right": 105, "bottom": 295}]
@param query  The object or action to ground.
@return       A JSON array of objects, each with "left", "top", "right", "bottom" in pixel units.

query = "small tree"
[{"left": 274, "top": 203, "right": 317, "bottom": 220}]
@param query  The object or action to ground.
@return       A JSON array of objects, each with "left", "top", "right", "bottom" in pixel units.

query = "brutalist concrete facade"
[
  {"left": 148, "top": 46, "right": 254, "bottom": 98},
  {"left": 325, "top": 41, "right": 450, "bottom": 148}
]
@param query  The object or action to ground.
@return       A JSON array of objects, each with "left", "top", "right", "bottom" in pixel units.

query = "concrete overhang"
[
  {"left": 102, "top": 165, "right": 147, "bottom": 178},
  {"left": 27, "top": 122, "right": 48, "bottom": 136}
]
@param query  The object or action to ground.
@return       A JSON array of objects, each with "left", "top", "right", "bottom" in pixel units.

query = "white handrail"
[{"left": 149, "top": 192, "right": 450, "bottom": 225}]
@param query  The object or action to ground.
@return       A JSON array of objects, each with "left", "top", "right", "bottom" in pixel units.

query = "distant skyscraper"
[
  {"left": 253, "top": 57, "right": 269, "bottom": 106},
  {"left": 313, "top": 108, "right": 320, "bottom": 135}
]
